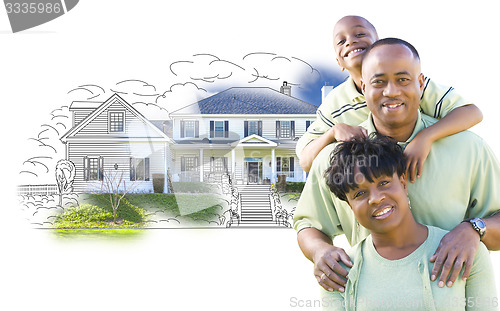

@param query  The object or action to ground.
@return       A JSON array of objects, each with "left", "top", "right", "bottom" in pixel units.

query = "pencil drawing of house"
[{"left": 60, "top": 93, "right": 174, "bottom": 193}]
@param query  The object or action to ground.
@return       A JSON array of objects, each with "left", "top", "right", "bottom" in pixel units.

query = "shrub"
[
  {"left": 54, "top": 204, "right": 113, "bottom": 228},
  {"left": 285, "top": 182, "right": 305, "bottom": 193},
  {"left": 152, "top": 174, "right": 165, "bottom": 193}
]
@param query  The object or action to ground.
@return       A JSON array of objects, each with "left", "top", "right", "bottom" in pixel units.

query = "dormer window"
[{"left": 109, "top": 111, "right": 125, "bottom": 132}]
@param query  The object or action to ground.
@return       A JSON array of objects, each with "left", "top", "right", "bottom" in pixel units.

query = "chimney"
[
  {"left": 321, "top": 81, "right": 334, "bottom": 102},
  {"left": 280, "top": 81, "right": 291, "bottom": 96}
]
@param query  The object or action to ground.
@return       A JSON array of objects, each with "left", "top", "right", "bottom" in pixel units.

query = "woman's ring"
[{"left": 320, "top": 273, "right": 326, "bottom": 281}]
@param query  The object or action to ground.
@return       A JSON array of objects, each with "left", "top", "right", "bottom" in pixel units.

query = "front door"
[{"left": 248, "top": 161, "right": 259, "bottom": 184}]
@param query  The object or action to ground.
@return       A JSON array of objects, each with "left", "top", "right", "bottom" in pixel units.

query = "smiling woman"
[{"left": 321, "top": 134, "right": 498, "bottom": 311}]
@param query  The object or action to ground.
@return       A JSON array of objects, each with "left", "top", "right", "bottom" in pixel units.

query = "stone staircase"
[{"left": 232, "top": 184, "right": 280, "bottom": 227}]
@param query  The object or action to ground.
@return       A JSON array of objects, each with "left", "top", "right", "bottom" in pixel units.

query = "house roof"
[
  {"left": 69, "top": 101, "right": 103, "bottom": 109},
  {"left": 60, "top": 93, "right": 173, "bottom": 143},
  {"left": 170, "top": 87, "right": 318, "bottom": 115}
]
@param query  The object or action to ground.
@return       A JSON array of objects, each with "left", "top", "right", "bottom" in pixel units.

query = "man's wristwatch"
[{"left": 464, "top": 218, "right": 486, "bottom": 239}]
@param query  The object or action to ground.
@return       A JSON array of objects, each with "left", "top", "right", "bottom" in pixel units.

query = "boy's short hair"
[{"left": 324, "top": 133, "right": 406, "bottom": 202}]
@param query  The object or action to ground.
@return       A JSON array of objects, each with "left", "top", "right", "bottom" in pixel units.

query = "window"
[
  {"left": 83, "top": 156, "right": 103, "bottom": 181},
  {"left": 244, "top": 120, "right": 262, "bottom": 137},
  {"left": 184, "top": 121, "right": 195, "bottom": 137},
  {"left": 210, "top": 157, "right": 228, "bottom": 173},
  {"left": 109, "top": 112, "right": 125, "bottom": 132},
  {"left": 276, "top": 156, "right": 295, "bottom": 178},
  {"left": 130, "top": 158, "right": 150, "bottom": 181},
  {"left": 214, "top": 121, "right": 224, "bottom": 137},
  {"left": 210, "top": 120, "right": 229, "bottom": 138},
  {"left": 181, "top": 156, "right": 199, "bottom": 172},
  {"left": 180, "top": 120, "right": 199, "bottom": 138},
  {"left": 280, "top": 121, "right": 291, "bottom": 138},
  {"left": 276, "top": 121, "right": 295, "bottom": 139}
]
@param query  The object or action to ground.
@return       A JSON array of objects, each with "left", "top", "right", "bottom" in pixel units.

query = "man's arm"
[
  {"left": 482, "top": 212, "right": 500, "bottom": 250},
  {"left": 429, "top": 212, "right": 500, "bottom": 289},
  {"left": 297, "top": 227, "right": 352, "bottom": 292},
  {"left": 299, "top": 124, "right": 367, "bottom": 172},
  {"left": 405, "top": 104, "right": 483, "bottom": 182}
]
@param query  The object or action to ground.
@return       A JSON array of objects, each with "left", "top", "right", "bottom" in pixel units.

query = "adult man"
[{"left": 293, "top": 38, "right": 500, "bottom": 293}]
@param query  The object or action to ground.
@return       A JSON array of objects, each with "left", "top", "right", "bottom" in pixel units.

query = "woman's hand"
[{"left": 313, "top": 244, "right": 353, "bottom": 292}]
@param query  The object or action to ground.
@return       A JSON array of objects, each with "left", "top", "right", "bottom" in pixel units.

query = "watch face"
[{"left": 476, "top": 219, "right": 486, "bottom": 229}]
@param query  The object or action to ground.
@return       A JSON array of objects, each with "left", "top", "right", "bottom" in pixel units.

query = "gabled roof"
[
  {"left": 170, "top": 87, "right": 318, "bottom": 115},
  {"left": 230, "top": 134, "right": 278, "bottom": 148},
  {"left": 60, "top": 93, "right": 173, "bottom": 143}
]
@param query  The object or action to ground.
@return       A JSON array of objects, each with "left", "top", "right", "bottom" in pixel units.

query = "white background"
[{"left": 1, "top": 1, "right": 499, "bottom": 310}]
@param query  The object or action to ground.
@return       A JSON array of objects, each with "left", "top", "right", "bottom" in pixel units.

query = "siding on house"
[{"left": 68, "top": 142, "right": 167, "bottom": 192}]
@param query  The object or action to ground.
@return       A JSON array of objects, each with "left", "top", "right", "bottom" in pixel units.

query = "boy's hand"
[
  {"left": 404, "top": 131, "right": 433, "bottom": 183},
  {"left": 332, "top": 124, "right": 368, "bottom": 142},
  {"left": 313, "top": 244, "right": 353, "bottom": 292}
]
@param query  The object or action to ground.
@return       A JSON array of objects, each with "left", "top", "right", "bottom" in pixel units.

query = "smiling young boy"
[{"left": 296, "top": 15, "right": 482, "bottom": 182}]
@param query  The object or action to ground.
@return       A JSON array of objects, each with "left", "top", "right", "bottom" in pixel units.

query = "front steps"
[{"left": 229, "top": 184, "right": 285, "bottom": 228}]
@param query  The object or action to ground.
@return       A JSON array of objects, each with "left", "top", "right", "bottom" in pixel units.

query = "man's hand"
[
  {"left": 404, "top": 131, "right": 433, "bottom": 183},
  {"left": 429, "top": 222, "right": 480, "bottom": 287},
  {"left": 312, "top": 244, "right": 353, "bottom": 292},
  {"left": 332, "top": 124, "right": 368, "bottom": 142}
]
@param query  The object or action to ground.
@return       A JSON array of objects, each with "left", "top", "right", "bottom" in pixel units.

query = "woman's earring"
[{"left": 408, "top": 197, "right": 412, "bottom": 209}]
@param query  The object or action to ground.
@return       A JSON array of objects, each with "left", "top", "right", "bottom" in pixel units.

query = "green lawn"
[{"left": 53, "top": 193, "right": 229, "bottom": 235}]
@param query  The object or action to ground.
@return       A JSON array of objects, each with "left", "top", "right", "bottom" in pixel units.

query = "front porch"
[{"left": 171, "top": 135, "right": 306, "bottom": 185}]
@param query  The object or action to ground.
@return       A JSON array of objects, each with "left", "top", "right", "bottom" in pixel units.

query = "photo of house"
[{"left": 169, "top": 82, "right": 317, "bottom": 186}]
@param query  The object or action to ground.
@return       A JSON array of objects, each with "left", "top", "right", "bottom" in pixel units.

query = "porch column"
[
  {"left": 199, "top": 148, "right": 204, "bottom": 182},
  {"left": 231, "top": 148, "right": 236, "bottom": 180},
  {"left": 271, "top": 148, "right": 276, "bottom": 184}
]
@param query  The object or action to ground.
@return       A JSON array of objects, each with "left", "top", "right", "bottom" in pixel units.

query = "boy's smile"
[{"left": 333, "top": 16, "right": 378, "bottom": 71}]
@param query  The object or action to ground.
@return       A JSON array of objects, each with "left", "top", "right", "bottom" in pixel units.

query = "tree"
[
  {"left": 55, "top": 159, "right": 76, "bottom": 207},
  {"left": 99, "top": 169, "right": 137, "bottom": 223}
]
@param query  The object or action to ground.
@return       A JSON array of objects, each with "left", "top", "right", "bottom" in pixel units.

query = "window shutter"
[
  {"left": 195, "top": 121, "right": 199, "bottom": 138},
  {"left": 224, "top": 120, "right": 229, "bottom": 138},
  {"left": 276, "top": 121, "right": 281, "bottom": 138},
  {"left": 244, "top": 121, "right": 248, "bottom": 137},
  {"left": 258, "top": 121, "right": 262, "bottom": 136},
  {"left": 306, "top": 120, "right": 311, "bottom": 130},
  {"left": 181, "top": 157, "right": 186, "bottom": 172},
  {"left": 277, "top": 157, "right": 281, "bottom": 172},
  {"left": 145, "top": 158, "right": 150, "bottom": 181},
  {"left": 290, "top": 157, "right": 294, "bottom": 172},
  {"left": 130, "top": 157, "right": 135, "bottom": 181},
  {"left": 83, "top": 156, "right": 89, "bottom": 181},
  {"left": 210, "top": 121, "right": 214, "bottom": 138},
  {"left": 290, "top": 121, "right": 295, "bottom": 138},
  {"left": 180, "top": 121, "right": 185, "bottom": 138},
  {"left": 99, "top": 156, "right": 104, "bottom": 181}
]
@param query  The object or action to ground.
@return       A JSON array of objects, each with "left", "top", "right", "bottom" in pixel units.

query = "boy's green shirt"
[{"left": 296, "top": 76, "right": 472, "bottom": 157}]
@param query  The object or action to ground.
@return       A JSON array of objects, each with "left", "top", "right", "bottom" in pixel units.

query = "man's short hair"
[
  {"left": 364, "top": 37, "right": 420, "bottom": 61},
  {"left": 324, "top": 133, "right": 407, "bottom": 202}
]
